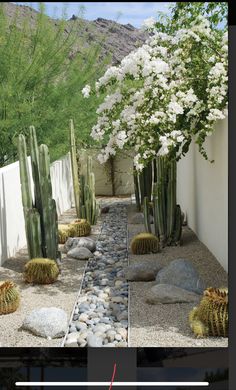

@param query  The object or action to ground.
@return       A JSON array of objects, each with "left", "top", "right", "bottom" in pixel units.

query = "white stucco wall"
[
  {"left": 0, "top": 153, "right": 73, "bottom": 266},
  {"left": 83, "top": 149, "right": 134, "bottom": 196},
  {"left": 0, "top": 160, "right": 27, "bottom": 266},
  {"left": 177, "top": 118, "right": 228, "bottom": 271}
]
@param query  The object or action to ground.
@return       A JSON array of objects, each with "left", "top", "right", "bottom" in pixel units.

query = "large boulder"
[
  {"left": 155, "top": 258, "right": 205, "bottom": 294},
  {"left": 22, "top": 307, "right": 67, "bottom": 338},
  {"left": 146, "top": 284, "right": 200, "bottom": 304},
  {"left": 125, "top": 262, "right": 162, "bottom": 281},
  {"left": 67, "top": 247, "right": 93, "bottom": 260},
  {"left": 64, "top": 237, "right": 96, "bottom": 253}
]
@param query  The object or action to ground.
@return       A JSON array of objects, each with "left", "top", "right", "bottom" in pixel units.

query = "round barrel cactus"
[
  {"left": 24, "top": 258, "right": 59, "bottom": 284},
  {"left": 131, "top": 232, "right": 159, "bottom": 255},
  {"left": 0, "top": 280, "right": 20, "bottom": 315}
]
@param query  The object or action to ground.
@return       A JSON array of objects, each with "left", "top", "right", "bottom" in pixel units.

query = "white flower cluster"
[
  {"left": 81, "top": 85, "right": 91, "bottom": 98},
  {"left": 142, "top": 17, "right": 156, "bottom": 30},
  {"left": 83, "top": 17, "right": 228, "bottom": 170}
]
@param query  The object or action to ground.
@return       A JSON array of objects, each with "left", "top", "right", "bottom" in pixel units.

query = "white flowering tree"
[{"left": 82, "top": 15, "right": 228, "bottom": 246}]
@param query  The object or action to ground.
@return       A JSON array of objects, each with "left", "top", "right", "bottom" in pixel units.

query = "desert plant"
[
  {"left": 143, "top": 197, "right": 152, "bottom": 234},
  {"left": 24, "top": 258, "right": 59, "bottom": 284},
  {"left": 58, "top": 224, "right": 77, "bottom": 244},
  {"left": 189, "top": 287, "right": 228, "bottom": 338},
  {"left": 0, "top": 280, "right": 20, "bottom": 315},
  {"left": 69, "top": 119, "right": 80, "bottom": 218},
  {"left": 79, "top": 153, "right": 99, "bottom": 225},
  {"left": 133, "top": 161, "right": 153, "bottom": 210},
  {"left": 0, "top": 4, "right": 108, "bottom": 167},
  {"left": 131, "top": 232, "right": 159, "bottom": 255},
  {"left": 135, "top": 158, "right": 182, "bottom": 248},
  {"left": 70, "top": 219, "right": 91, "bottom": 237},
  {"left": 18, "top": 127, "right": 60, "bottom": 261},
  {"left": 152, "top": 158, "right": 182, "bottom": 248}
]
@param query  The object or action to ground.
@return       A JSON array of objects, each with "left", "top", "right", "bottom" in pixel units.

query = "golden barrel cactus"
[
  {"left": 58, "top": 224, "right": 77, "bottom": 244},
  {"left": 24, "top": 258, "right": 59, "bottom": 284},
  {"left": 131, "top": 232, "right": 159, "bottom": 255},
  {"left": 70, "top": 219, "right": 91, "bottom": 237},
  {"left": 0, "top": 280, "right": 20, "bottom": 315},
  {"left": 189, "top": 287, "right": 228, "bottom": 338}
]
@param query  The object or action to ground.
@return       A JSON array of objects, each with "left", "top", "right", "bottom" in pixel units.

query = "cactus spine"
[
  {"left": 69, "top": 119, "right": 80, "bottom": 218},
  {"left": 18, "top": 127, "right": 59, "bottom": 260}
]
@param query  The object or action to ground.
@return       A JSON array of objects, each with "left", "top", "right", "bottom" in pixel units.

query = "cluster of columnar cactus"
[
  {"left": 133, "top": 161, "right": 153, "bottom": 211},
  {"left": 24, "top": 258, "right": 59, "bottom": 284},
  {"left": 0, "top": 280, "right": 20, "bottom": 315},
  {"left": 140, "top": 157, "right": 182, "bottom": 248},
  {"left": 69, "top": 120, "right": 99, "bottom": 225},
  {"left": 189, "top": 287, "right": 228, "bottom": 338},
  {"left": 79, "top": 154, "right": 99, "bottom": 225},
  {"left": 69, "top": 119, "right": 80, "bottom": 218},
  {"left": 18, "top": 127, "right": 59, "bottom": 260},
  {"left": 131, "top": 232, "right": 159, "bottom": 255}
]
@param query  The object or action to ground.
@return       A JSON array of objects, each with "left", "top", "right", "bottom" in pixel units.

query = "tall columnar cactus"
[
  {"left": 139, "top": 157, "right": 182, "bottom": 247},
  {"left": 143, "top": 196, "right": 151, "bottom": 233},
  {"left": 134, "top": 161, "right": 153, "bottom": 208},
  {"left": 69, "top": 119, "right": 80, "bottom": 218},
  {"left": 79, "top": 154, "right": 99, "bottom": 225},
  {"left": 133, "top": 167, "right": 141, "bottom": 211},
  {"left": 18, "top": 127, "right": 59, "bottom": 260}
]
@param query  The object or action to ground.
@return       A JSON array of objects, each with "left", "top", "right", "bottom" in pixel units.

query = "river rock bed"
[{"left": 64, "top": 202, "right": 129, "bottom": 347}]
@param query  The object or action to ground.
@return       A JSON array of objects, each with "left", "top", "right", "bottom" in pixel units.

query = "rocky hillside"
[{"left": 2, "top": 2, "right": 148, "bottom": 64}]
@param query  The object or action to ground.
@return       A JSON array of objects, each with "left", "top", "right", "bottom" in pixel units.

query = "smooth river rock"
[
  {"left": 68, "top": 247, "right": 94, "bottom": 260},
  {"left": 64, "top": 237, "right": 96, "bottom": 253}
]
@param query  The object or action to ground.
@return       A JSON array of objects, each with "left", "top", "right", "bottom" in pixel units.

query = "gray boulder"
[
  {"left": 146, "top": 284, "right": 200, "bottom": 304},
  {"left": 68, "top": 247, "right": 93, "bottom": 260},
  {"left": 22, "top": 307, "right": 67, "bottom": 338},
  {"left": 64, "top": 237, "right": 96, "bottom": 253},
  {"left": 155, "top": 258, "right": 205, "bottom": 294},
  {"left": 125, "top": 263, "right": 162, "bottom": 281}
]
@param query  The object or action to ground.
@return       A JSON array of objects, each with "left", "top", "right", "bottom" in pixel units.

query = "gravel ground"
[
  {"left": 1, "top": 198, "right": 228, "bottom": 348},
  {"left": 128, "top": 204, "right": 228, "bottom": 348},
  {"left": 0, "top": 208, "right": 102, "bottom": 348}
]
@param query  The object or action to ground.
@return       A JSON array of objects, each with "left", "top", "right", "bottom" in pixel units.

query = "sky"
[{"left": 14, "top": 2, "right": 172, "bottom": 27}]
